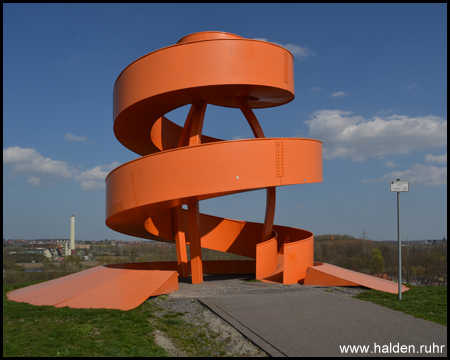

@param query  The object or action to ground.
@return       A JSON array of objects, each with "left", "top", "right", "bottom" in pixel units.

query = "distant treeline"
[
  {"left": 89, "top": 243, "right": 250, "bottom": 263},
  {"left": 4, "top": 235, "right": 447, "bottom": 287},
  {"left": 315, "top": 234, "right": 355, "bottom": 241},
  {"left": 3, "top": 247, "right": 46, "bottom": 271},
  {"left": 315, "top": 239, "right": 447, "bottom": 286}
]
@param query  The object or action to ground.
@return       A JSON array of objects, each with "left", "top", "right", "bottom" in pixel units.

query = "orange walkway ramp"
[
  {"left": 6, "top": 265, "right": 178, "bottom": 311},
  {"left": 304, "top": 262, "right": 409, "bottom": 294}
]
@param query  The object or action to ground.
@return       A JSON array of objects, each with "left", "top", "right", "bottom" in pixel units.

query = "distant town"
[
  {"left": 3, "top": 237, "right": 446, "bottom": 246},
  {"left": 3, "top": 238, "right": 158, "bottom": 262},
  {"left": 3, "top": 238, "right": 150, "bottom": 246}
]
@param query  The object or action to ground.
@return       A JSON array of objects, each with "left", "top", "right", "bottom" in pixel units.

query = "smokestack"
[{"left": 70, "top": 215, "right": 75, "bottom": 250}]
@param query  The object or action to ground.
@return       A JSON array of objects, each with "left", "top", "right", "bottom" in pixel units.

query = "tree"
[
  {"left": 59, "top": 256, "right": 69, "bottom": 269},
  {"left": 75, "top": 255, "right": 82, "bottom": 268},
  {"left": 42, "top": 257, "right": 55, "bottom": 271},
  {"left": 370, "top": 249, "right": 385, "bottom": 275},
  {"left": 129, "top": 246, "right": 138, "bottom": 263},
  {"left": 347, "top": 256, "right": 364, "bottom": 272}
]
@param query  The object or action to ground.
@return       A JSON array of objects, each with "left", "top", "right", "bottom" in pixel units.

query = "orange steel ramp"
[
  {"left": 6, "top": 265, "right": 178, "bottom": 311},
  {"left": 304, "top": 263, "right": 409, "bottom": 294}
]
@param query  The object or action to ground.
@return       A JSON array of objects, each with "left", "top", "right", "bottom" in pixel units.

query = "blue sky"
[{"left": 3, "top": 3, "right": 447, "bottom": 241}]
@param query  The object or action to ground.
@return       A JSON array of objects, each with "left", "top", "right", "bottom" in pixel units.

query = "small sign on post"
[
  {"left": 391, "top": 179, "right": 409, "bottom": 300},
  {"left": 390, "top": 181, "right": 409, "bottom": 192}
]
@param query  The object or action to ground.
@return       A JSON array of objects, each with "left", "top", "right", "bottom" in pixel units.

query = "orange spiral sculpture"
[
  {"left": 106, "top": 31, "right": 323, "bottom": 284},
  {"left": 6, "top": 32, "right": 407, "bottom": 311}
]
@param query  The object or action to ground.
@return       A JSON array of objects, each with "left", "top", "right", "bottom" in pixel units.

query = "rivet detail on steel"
[
  {"left": 277, "top": 140, "right": 285, "bottom": 177},
  {"left": 284, "top": 52, "right": 289, "bottom": 84}
]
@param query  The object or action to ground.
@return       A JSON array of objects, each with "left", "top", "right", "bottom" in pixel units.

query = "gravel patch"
[
  {"left": 151, "top": 296, "right": 267, "bottom": 357},
  {"left": 322, "top": 285, "right": 368, "bottom": 297}
]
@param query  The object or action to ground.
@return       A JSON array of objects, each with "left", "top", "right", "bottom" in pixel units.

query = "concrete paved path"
[{"left": 199, "top": 290, "right": 447, "bottom": 357}]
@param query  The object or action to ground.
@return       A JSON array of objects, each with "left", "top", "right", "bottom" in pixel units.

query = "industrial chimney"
[{"left": 70, "top": 215, "right": 75, "bottom": 251}]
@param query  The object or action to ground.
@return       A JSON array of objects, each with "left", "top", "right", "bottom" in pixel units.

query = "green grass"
[
  {"left": 354, "top": 285, "right": 447, "bottom": 326},
  {"left": 3, "top": 281, "right": 230, "bottom": 357}
]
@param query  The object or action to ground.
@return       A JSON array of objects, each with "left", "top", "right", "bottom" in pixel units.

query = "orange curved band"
[{"left": 107, "top": 31, "right": 322, "bottom": 284}]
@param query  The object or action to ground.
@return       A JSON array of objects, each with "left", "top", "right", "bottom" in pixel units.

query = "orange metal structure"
[
  {"left": 106, "top": 31, "right": 322, "bottom": 286},
  {"left": 7, "top": 31, "right": 407, "bottom": 311}
]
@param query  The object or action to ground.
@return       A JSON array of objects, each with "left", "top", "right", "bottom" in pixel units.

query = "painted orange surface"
[
  {"left": 304, "top": 263, "right": 409, "bottom": 293},
  {"left": 256, "top": 237, "right": 278, "bottom": 280},
  {"left": 7, "top": 32, "right": 407, "bottom": 311},
  {"left": 7, "top": 266, "right": 178, "bottom": 310}
]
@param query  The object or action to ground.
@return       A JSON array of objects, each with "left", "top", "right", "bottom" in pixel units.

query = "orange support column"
[
  {"left": 262, "top": 187, "right": 276, "bottom": 242},
  {"left": 233, "top": 96, "right": 265, "bottom": 138},
  {"left": 233, "top": 96, "right": 276, "bottom": 243},
  {"left": 172, "top": 206, "right": 189, "bottom": 277},
  {"left": 178, "top": 104, "right": 196, "bottom": 147},
  {"left": 187, "top": 100, "right": 207, "bottom": 284},
  {"left": 188, "top": 201, "right": 203, "bottom": 284},
  {"left": 188, "top": 101, "right": 207, "bottom": 146}
]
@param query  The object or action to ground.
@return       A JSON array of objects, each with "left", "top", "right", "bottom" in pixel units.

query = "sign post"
[{"left": 390, "top": 179, "right": 409, "bottom": 300}]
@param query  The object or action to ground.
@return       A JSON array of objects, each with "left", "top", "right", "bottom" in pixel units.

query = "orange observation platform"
[{"left": 7, "top": 31, "right": 408, "bottom": 311}]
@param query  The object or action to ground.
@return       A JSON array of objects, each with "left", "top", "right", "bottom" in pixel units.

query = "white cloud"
[
  {"left": 377, "top": 109, "right": 395, "bottom": 116},
  {"left": 65, "top": 133, "right": 88, "bottom": 142},
  {"left": 425, "top": 154, "right": 447, "bottom": 164},
  {"left": 253, "top": 38, "right": 315, "bottom": 60},
  {"left": 74, "top": 162, "right": 120, "bottom": 191},
  {"left": 3, "top": 146, "right": 74, "bottom": 186},
  {"left": 283, "top": 44, "right": 314, "bottom": 59},
  {"left": 27, "top": 176, "right": 41, "bottom": 187},
  {"left": 310, "top": 86, "right": 323, "bottom": 92},
  {"left": 3, "top": 147, "right": 40, "bottom": 163},
  {"left": 365, "top": 163, "right": 447, "bottom": 186},
  {"left": 382, "top": 160, "right": 398, "bottom": 168},
  {"left": 75, "top": 167, "right": 108, "bottom": 181},
  {"left": 79, "top": 179, "right": 103, "bottom": 191},
  {"left": 331, "top": 91, "right": 350, "bottom": 97},
  {"left": 3, "top": 146, "right": 120, "bottom": 190},
  {"left": 406, "top": 83, "right": 418, "bottom": 90},
  {"left": 305, "top": 110, "right": 447, "bottom": 161}
]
